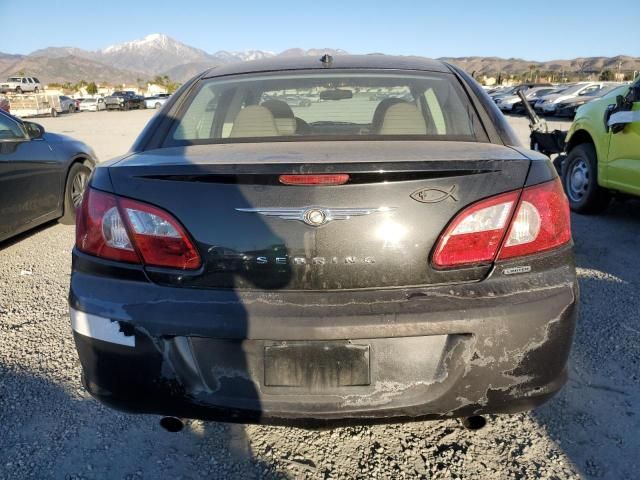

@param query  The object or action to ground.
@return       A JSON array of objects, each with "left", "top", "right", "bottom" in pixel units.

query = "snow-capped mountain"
[
  {"left": 21, "top": 34, "right": 349, "bottom": 80},
  {"left": 98, "top": 33, "right": 215, "bottom": 75},
  {"left": 9, "top": 33, "right": 639, "bottom": 86},
  {"left": 212, "top": 50, "right": 276, "bottom": 63}
]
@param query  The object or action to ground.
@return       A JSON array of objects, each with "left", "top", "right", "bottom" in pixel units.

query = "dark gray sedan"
[
  {"left": 0, "top": 110, "right": 95, "bottom": 242},
  {"left": 70, "top": 55, "right": 577, "bottom": 428}
]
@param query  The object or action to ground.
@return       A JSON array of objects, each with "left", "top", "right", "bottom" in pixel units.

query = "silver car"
[
  {"left": 59, "top": 96, "right": 77, "bottom": 113},
  {"left": 144, "top": 94, "right": 171, "bottom": 109},
  {"left": 79, "top": 98, "right": 106, "bottom": 112}
]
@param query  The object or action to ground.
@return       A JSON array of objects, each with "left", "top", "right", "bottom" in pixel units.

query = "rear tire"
[
  {"left": 34, "top": 87, "right": 39, "bottom": 93},
  {"left": 155, "top": 102, "right": 161, "bottom": 109},
  {"left": 562, "top": 143, "right": 610, "bottom": 214},
  {"left": 60, "top": 163, "right": 91, "bottom": 225}
]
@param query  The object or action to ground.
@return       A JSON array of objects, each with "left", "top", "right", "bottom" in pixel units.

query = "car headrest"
[
  {"left": 230, "top": 105, "right": 279, "bottom": 138},
  {"left": 371, "top": 98, "right": 406, "bottom": 133},
  {"left": 261, "top": 99, "right": 296, "bottom": 135},
  {"left": 378, "top": 102, "right": 427, "bottom": 135}
]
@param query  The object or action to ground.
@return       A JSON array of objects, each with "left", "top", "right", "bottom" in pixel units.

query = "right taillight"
[
  {"left": 76, "top": 188, "right": 201, "bottom": 270},
  {"left": 497, "top": 178, "right": 571, "bottom": 260},
  {"left": 432, "top": 178, "right": 571, "bottom": 269}
]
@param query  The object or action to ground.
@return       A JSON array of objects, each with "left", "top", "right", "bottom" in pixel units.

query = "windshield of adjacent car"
[
  {"left": 530, "top": 88, "right": 555, "bottom": 97},
  {"left": 562, "top": 83, "right": 598, "bottom": 96},
  {"left": 601, "top": 85, "right": 629, "bottom": 99},
  {"left": 166, "top": 71, "right": 483, "bottom": 145},
  {"left": 8, "top": 77, "right": 21, "bottom": 82},
  {"left": 0, "top": 113, "right": 25, "bottom": 141},
  {"left": 82, "top": 99, "right": 97, "bottom": 103}
]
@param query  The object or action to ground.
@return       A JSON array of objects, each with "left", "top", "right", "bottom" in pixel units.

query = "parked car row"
[{"left": 490, "top": 81, "right": 627, "bottom": 119}]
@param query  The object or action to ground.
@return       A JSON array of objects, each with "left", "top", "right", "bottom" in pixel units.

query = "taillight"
[
  {"left": 279, "top": 174, "right": 349, "bottom": 185},
  {"left": 497, "top": 179, "right": 571, "bottom": 260},
  {"left": 76, "top": 189, "right": 140, "bottom": 264},
  {"left": 432, "top": 178, "right": 571, "bottom": 269},
  {"left": 76, "top": 189, "right": 201, "bottom": 270}
]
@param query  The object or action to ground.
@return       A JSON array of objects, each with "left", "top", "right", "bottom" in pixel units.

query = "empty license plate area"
[{"left": 264, "top": 342, "right": 370, "bottom": 388}]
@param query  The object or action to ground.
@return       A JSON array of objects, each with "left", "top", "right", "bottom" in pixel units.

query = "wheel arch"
[
  {"left": 566, "top": 126, "right": 612, "bottom": 188},
  {"left": 566, "top": 129, "right": 594, "bottom": 153},
  {"left": 61, "top": 155, "right": 94, "bottom": 212}
]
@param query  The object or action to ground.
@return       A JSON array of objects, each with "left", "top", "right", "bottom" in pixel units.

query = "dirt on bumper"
[{"left": 70, "top": 248, "right": 578, "bottom": 427}]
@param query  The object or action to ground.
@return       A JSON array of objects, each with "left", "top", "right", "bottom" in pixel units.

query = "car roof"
[{"left": 202, "top": 55, "right": 452, "bottom": 78}]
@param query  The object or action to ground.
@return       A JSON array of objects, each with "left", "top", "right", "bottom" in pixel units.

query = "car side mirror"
[{"left": 24, "top": 121, "right": 45, "bottom": 139}]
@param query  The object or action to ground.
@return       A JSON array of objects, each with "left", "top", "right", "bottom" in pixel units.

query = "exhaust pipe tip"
[
  {"left": 160, "top": 416, "right": 184, "bottom": 433},
  {"left": 461, "top": 415, "right": 487, "bottom": 431}
]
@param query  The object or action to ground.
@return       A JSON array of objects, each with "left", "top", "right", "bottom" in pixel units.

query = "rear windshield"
[{"left": 165, "top": 70, "right": 483, "bottom": 145}]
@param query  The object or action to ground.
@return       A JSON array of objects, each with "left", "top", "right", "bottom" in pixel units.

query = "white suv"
[{"left": 0, "top": 76, "right": 42, "bottom": 94}]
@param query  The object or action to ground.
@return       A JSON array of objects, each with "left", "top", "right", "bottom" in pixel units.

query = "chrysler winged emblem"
[{"left": 236, "top": 206, "right": 395, "bottom": 226}]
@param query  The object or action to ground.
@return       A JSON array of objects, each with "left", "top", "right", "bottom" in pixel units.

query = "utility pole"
[{"left": 618, "top": 61, "right": 623, "bottom": 80}]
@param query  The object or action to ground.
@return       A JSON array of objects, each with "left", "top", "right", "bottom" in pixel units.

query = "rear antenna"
[{"left": 320, "top": 54, "right": 333, "bottom": 67}]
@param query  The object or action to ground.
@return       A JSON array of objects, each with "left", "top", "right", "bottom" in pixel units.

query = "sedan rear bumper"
[{"left": 70, "top": 248, "right": 578, "bottom": 427}]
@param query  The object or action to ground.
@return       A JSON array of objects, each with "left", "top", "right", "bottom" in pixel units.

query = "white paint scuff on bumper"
[{"left": 70, "top": 308, "right": 135, "bottom": 347}]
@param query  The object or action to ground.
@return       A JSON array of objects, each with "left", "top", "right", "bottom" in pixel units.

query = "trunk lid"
[{"left": 108, "top": 141, "right": 531, "bottom": 290}]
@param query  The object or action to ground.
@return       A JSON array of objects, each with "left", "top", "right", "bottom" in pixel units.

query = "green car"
[{"left": 563, "top": 78, "right": 640, "bottom": 213}]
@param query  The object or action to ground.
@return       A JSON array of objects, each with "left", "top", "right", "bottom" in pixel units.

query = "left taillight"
[
  {"left": 76, "top": 188, "right": 201, "bottom": 270},
  {"left": 432, "top": 178, "right": 571, "bottom": 269}
]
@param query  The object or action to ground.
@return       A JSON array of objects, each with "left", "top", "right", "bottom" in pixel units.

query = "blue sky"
[{"left": 1, "top": 0, "right": 638, "bottom": 60}]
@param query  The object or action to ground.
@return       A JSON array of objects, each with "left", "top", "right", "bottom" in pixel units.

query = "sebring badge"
[{"left": 236, "top": 206, "right": 395, "bottom": 226}]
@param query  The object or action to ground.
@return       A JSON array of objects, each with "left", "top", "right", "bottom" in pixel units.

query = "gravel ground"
[{"left": 1, "top": 112, "right": 639, "bottom": 479}]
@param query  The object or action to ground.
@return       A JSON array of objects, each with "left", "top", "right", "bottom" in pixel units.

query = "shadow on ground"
[
  {"left": 0, "top": 365, "right": 290, "bottom": 479},
  {"left": 0, "top": 220, "right": 58, "bottom": 251},
  {"left": 531, "top": 199, "right": 640, "bottom": 479}
]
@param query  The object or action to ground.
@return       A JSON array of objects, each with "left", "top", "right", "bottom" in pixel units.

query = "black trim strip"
[{"left": 136, "top": 169, "right": 496, "bottom": 185}]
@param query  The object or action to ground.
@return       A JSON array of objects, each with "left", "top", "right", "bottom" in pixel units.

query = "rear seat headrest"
[
  {"left": 372, "top": 98, "right": 406, "bottom": 133},
  {"left": 378, "top": 102, "right": 427, "bottom": 135},
  {"left": 261, "top": 99, "right": 297, "bottom": 136},
  {"left": 230, "top": 105, "right": 279, "bottom": 138}
]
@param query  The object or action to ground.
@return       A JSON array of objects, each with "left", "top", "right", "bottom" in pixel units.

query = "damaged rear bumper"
[{"left": 69, "top": 248, "right": 578, "bottom": 427}]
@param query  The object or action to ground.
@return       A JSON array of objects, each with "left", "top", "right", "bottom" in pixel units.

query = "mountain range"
[{"left": 1, "top": 33, "right": 638, "bottom": 85}]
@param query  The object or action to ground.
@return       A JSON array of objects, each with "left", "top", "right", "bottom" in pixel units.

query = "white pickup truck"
[{"left": 0, "top": 76, "right": 42, "bottom": 94}]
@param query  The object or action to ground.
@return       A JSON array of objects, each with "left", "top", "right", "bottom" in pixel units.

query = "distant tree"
[
  {"left": 528, "top": 64, "right": 536, "bottom": 81},
  {"left": 575, "top": 60, "right": 588, "bottom": 80},
  {"left": 599, "top": 69, "right": 614, "bottom": 81},
  {"left": 86, "top": 82, "right": 98, "bottom": 95},
  {"left": 150, "top": 74, "right": 180, "bottom": 93}
]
